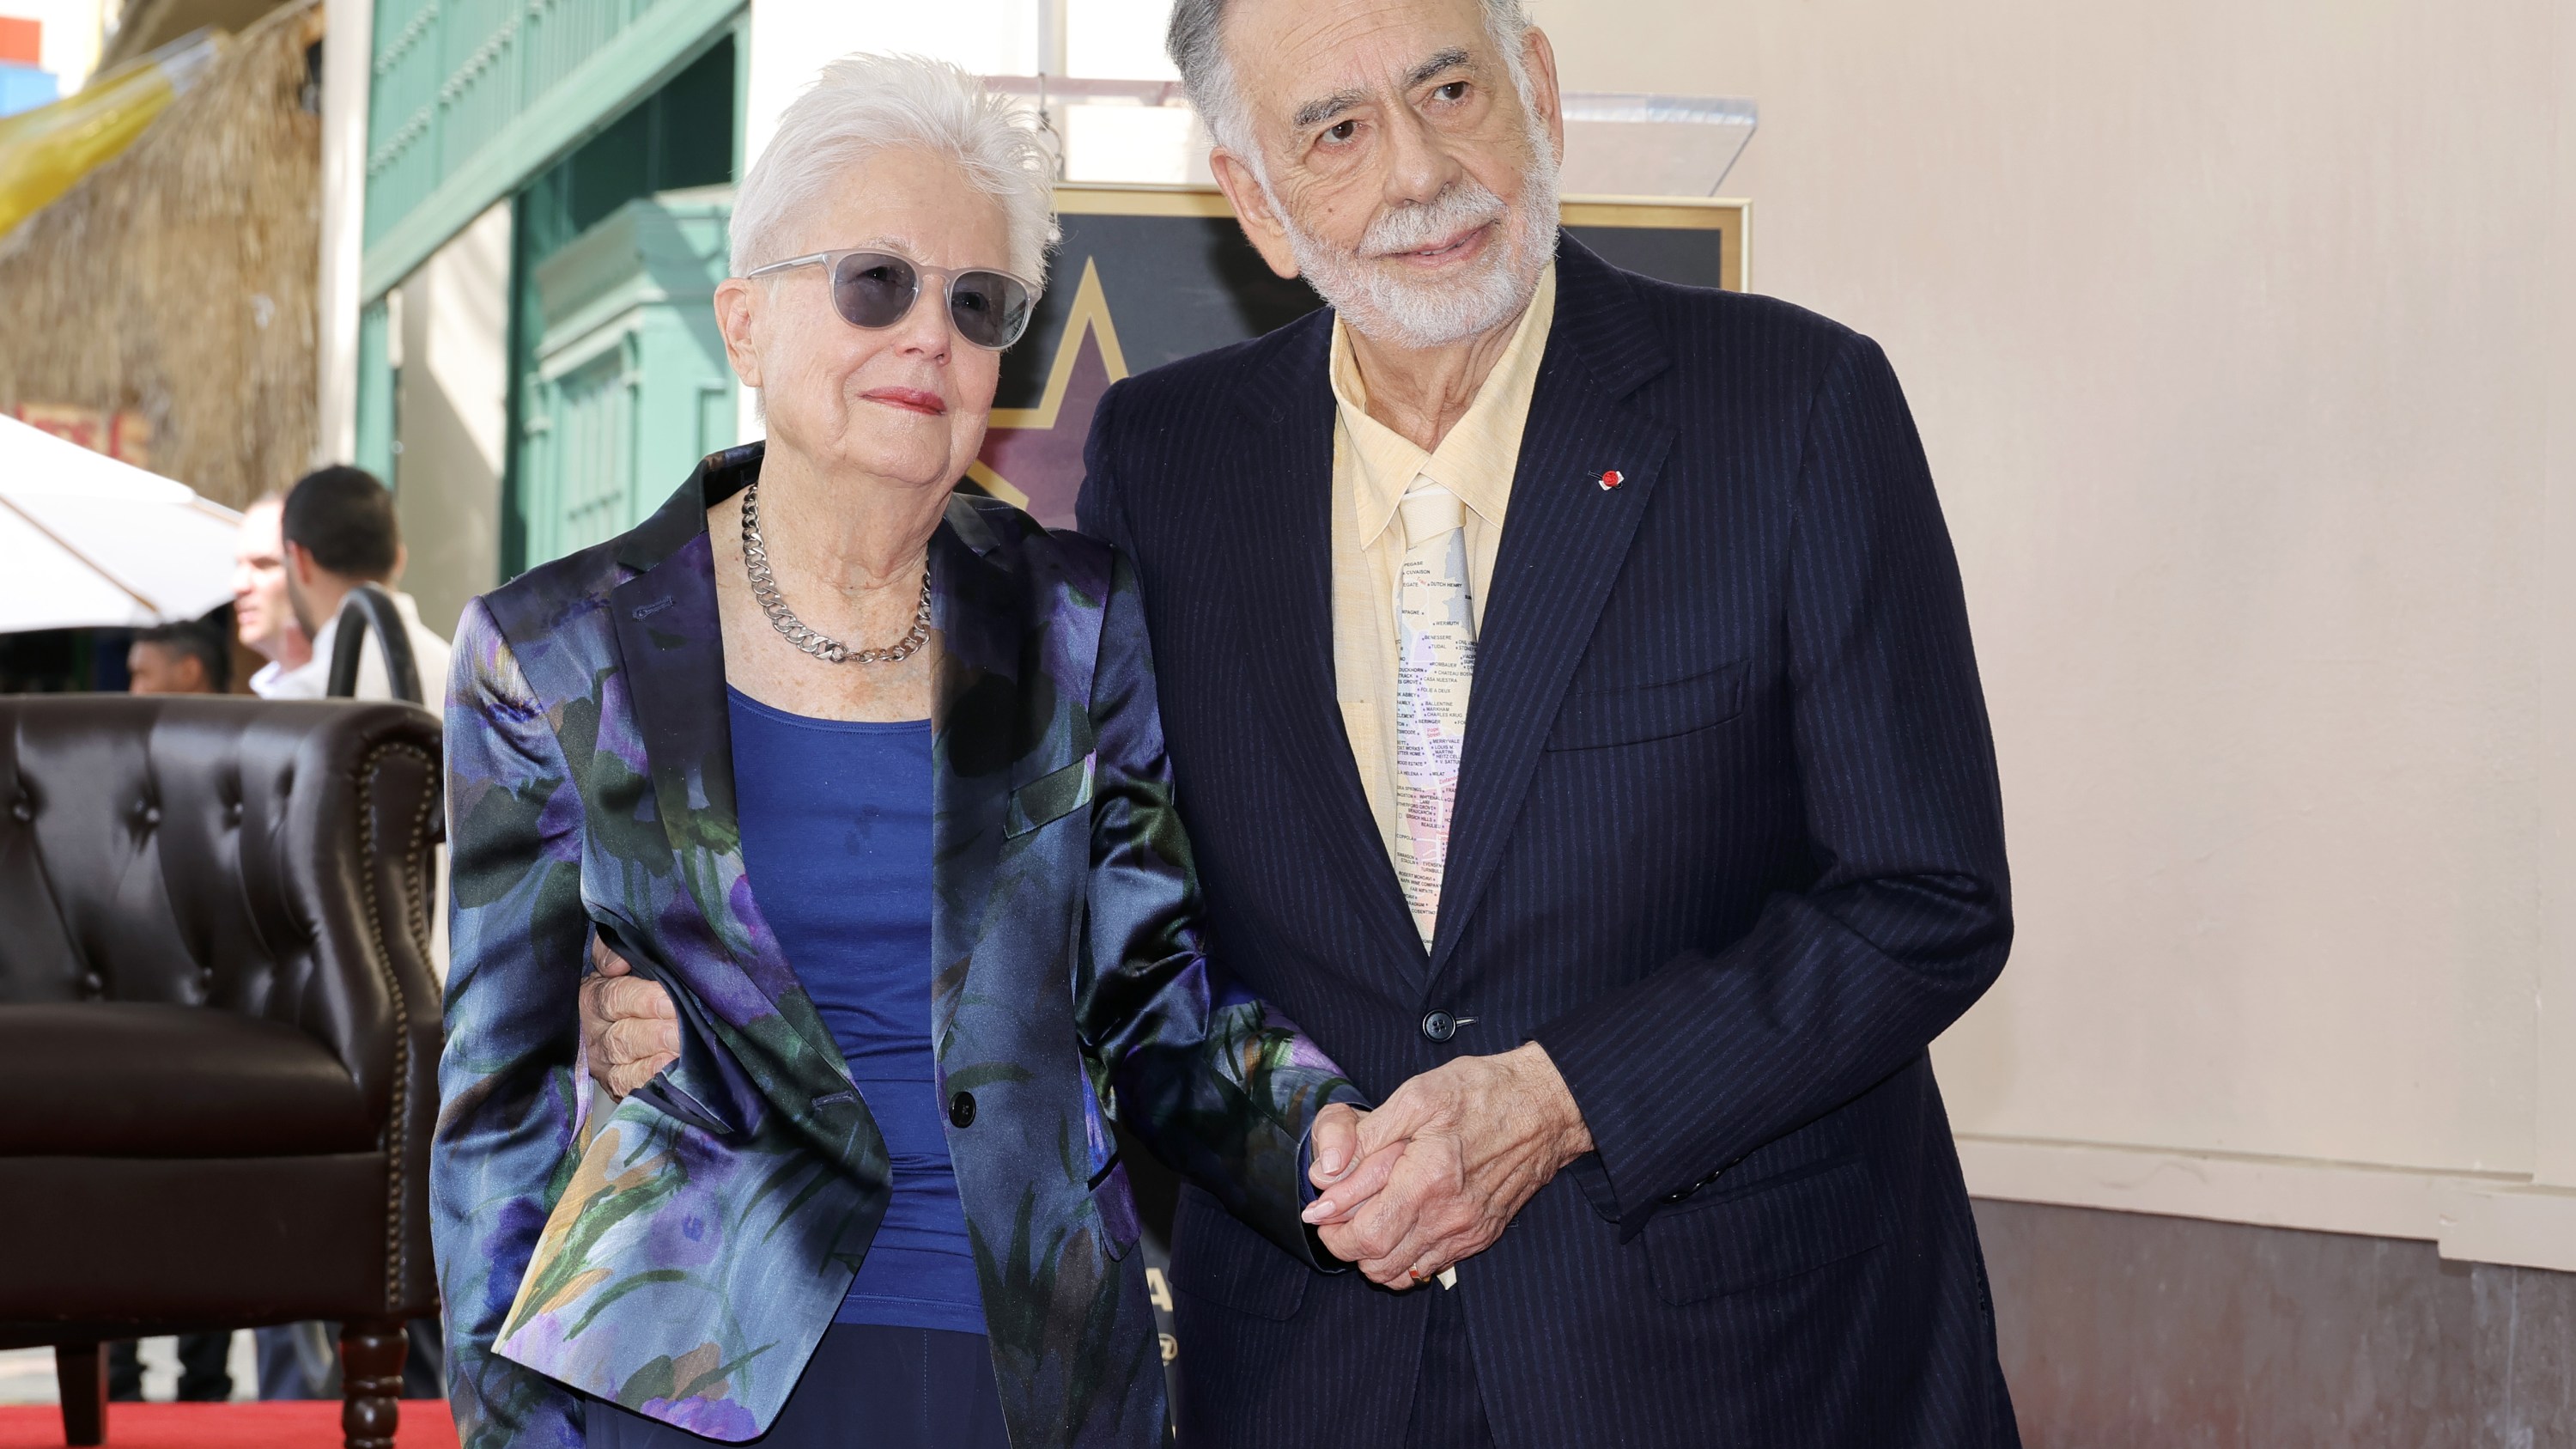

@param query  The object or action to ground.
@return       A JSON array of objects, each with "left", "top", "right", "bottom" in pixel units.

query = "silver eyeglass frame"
[{"left": 743, "top": 248, "right": 1040, "bottom": 350}]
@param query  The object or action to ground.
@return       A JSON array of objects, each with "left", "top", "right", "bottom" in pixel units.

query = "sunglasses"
[{"left": 744, "top": 248, "right": 1037, "bottom": 350}]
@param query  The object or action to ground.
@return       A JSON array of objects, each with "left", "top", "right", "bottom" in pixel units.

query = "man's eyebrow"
[
  {"left": 1292, "top": 88, "right": 1370, "bottom": 131},
  {"left": 1289, "top": 48, "right": 1475, "bottom": 131},
  {"left": 1403, "top": 47, "right": 1473, "bottom": 91}
]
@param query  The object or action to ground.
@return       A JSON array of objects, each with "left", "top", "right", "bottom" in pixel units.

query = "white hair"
[
  {"left": 1165, "top": 0, "right": 1535, "bottom": 166},
  {"left": 729, "top": 52, "right": 1059, "bottom": 288}
]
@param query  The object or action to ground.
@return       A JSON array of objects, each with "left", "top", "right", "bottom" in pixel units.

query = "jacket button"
[
  {"left": 78, "top": 972, "right": 104, "bottom": 999},
  {"left": 9, "top": 800, "right": 28, "bottom": 823},
  {"left": 949, "top": 1090, "right": 976, "bottom": 1129},
  {"left": 1420, "top": 1011, "right": 1457, "bottom": 1043}
]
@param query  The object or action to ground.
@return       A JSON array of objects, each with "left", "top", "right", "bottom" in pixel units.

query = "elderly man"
[
  {"left": 587, "top": 0, "right": 2017, "bottom": 1443},
  {"left": 1091, "top": 0, "right": 2015, "bottom": 1444}
]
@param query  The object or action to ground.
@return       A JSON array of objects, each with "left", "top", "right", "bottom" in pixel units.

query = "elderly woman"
[{"left": 431, "top": 53, "right": 1358, "bottom": 1449}]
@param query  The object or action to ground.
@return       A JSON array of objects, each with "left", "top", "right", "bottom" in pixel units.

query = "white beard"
[{"left": 1278, "top": 119, "right": 1562, "bottom": 350}]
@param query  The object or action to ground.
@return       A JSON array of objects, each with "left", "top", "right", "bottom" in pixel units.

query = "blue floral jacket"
[{"left": 432, "top": 444, "right": 1358, "bottom": 1447}]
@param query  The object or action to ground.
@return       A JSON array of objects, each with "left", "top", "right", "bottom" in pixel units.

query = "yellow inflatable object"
[{"left": 0, "top": 30, "right": 224, "bottom": 240}]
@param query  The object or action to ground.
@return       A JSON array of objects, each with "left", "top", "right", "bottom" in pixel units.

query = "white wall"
[
  {"left": 1528, "top": 0, "right": 2576, "bottom": 1267},
  {"left": 392, "top": 202, "right": 512, "bottom": 642}
]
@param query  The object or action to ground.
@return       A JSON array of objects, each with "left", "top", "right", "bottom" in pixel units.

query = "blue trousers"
[{"left": 584, "top": 1324, "right": 1008, "bottom": 1448}]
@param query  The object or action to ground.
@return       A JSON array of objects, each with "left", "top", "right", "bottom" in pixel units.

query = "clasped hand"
[
  {"left": 1301, "top": 1044, "right": 1593, "bottom": 1290},
  {"left": 576, "top": 940, "right": 1592, "bottom": 1289}
]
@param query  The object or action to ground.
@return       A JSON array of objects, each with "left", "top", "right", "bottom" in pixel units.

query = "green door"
[{"left": 517, "top": 186, "right": 735, "bottom": 567}]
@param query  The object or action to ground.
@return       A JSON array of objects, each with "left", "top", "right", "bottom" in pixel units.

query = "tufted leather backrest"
[{"left": 0, "top": 695, "right": 443, "bottom": 1143}]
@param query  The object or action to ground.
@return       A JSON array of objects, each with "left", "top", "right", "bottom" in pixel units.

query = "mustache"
[{"left": 1358, "top": 182, "right": 1510, "bottom": 259}]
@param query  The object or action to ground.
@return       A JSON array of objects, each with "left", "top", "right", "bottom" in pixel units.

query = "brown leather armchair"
[{"left": 0, "top": 696, "right": 443, "bottom": 1449}]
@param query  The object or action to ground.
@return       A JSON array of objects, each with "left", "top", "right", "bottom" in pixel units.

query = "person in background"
[
  {"left": 249, "top": 464, "right": 454, "bottom": 1401},
  {"left": 264, "top": 466, "right": 453, "bottom": 703},
  {"left": 233, "top": 493, "right": 313, "bottom": 697},
  {"left": 111, "top": 615, "right": 240, "bottom": 1398},
  {"left": 125, "top": 620, "right": 229, "bottom": 695}
]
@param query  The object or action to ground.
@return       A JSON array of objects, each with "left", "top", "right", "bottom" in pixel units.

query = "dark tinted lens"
[
  {"left": 947, "top": 271, "right": 1033, "bottom": 349},
  {"left": 831, "top": 253, "right": 919, "bottom": 329}
]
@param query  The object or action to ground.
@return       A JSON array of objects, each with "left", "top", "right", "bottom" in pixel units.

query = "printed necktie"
[{"left": 1392, "top": 482, "right": 1476, "bottom": 949}]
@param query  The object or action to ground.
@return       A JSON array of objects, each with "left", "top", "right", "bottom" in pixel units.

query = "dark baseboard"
[{"left": 1972, "top": 1197, "right": 2576, "bottom": 1449}]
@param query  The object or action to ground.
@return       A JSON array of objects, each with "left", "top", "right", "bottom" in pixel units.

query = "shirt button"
[
  {"left": 949, "top": 1090, "right": 977, "bottom": 1129},
  {"left": 1420, "top": 1011, "right": 1457, "bottom": 1043}
]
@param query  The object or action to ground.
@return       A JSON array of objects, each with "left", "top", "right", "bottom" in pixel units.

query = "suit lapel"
[
  {"left": 924, "top": 495, "right": 1029, "bottom": 1048},
  {"left": 1429, "top": 241, "right": 1677, "bottom": 980},
  {"left": 605, "top": 447, "right": 811, "bottom": 1031},
  {"left": 1229, "top": 326, "right": 1430, "bottom": 976}
]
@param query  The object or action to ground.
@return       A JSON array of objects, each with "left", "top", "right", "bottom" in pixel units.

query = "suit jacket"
[
  {"left": 432, "top": 448, "right": 1358, "bottom": 1448},
  {"left": 1077, "top": 237, "right": 2020, "bottom": 1449}
]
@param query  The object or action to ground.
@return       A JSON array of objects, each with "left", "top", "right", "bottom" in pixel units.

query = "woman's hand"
[{"left": 580, "top": 936, "right": 681, "bottom": 1097}]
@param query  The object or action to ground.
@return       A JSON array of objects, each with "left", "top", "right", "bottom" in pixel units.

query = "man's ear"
[
  {"left": 1210, "top": 149, "right": 1302, "bottom": 281},
  {"left": 714, "top": 278, "right": 764, "bottom": 389},
  {"left": 387, "top": 541, "right": 408, "bottom": 589},
  {"left": 1523, "top": 27, "right": 1566, "bottom": 163},
  {"left": 284, "top": 539, "right": 315, "bottom": 587}
]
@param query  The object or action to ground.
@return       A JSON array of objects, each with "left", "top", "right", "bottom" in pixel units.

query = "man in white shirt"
[
  {"left": 267, "top": 466, "right": 453, "bottom": 704},
  {"left": 252, "top": 466, "right": 455, "bottom": 1402},
  {"left": 232, "top": 494, "right": 313, "bottom": 698}
]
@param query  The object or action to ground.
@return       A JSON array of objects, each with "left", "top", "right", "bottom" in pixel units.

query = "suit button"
[
  {"left": 9, "top": 800, "right": 28, "bottom": 823},
  {"left": 1420, "top": 1011, "right": 1457, "bottom": 1043},
  {"left": 79, "top": 972, "right": 104, "bottom": 999},
  {"left": 949, "top": 1090, "right": 976, "bottom": 1129}
]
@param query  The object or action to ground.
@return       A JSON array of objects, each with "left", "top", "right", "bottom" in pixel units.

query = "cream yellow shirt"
[{"left": 1329, "top": 262, "right": 1558, "bottom": 856}]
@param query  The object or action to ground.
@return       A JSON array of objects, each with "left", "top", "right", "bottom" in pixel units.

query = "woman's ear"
[{"left": 714, "top": 277, "right": 763, "bottom": 389}]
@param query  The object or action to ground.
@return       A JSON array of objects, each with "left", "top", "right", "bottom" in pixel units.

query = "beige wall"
[
  {"left": 1526, "top": 0, "right": 2576, "bottom": 1263},
  {"left": 392, "top": 202, "right": 512, "bottom": 644}
]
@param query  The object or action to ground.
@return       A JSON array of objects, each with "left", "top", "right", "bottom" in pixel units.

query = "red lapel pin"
[{"left": 1598, "top": 470, "right": 1624, "bottom": 491}]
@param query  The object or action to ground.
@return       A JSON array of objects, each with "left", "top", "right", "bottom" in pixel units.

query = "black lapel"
[
  {"left": 1227, "top": 320, "right": 1431, "bottom": 975},
  {"left": 604, "top": 445, "right": 813, "bottom": 1023},
  {"left": 1428, "top": 240, "right": 1677, "bottom": 980}
]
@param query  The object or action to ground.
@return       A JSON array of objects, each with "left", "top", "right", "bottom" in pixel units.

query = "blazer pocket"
[
  {"left": 1005, "top": 753, "right": 1096, "bottom": 837},
  {"left": 1168, "top": 1184, "right": 1309, "bottom": 1321},
  {"left": 1640, "top": 1156, "right": 1883, "bottom": 1305},
  {"left": 1546, "top": 661, "right": 1747, "bottom": 751}
]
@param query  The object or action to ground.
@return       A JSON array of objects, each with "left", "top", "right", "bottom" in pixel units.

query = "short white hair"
[
  {"left": 1166, "top": 0, "right": 1534, "bottom": 165},
  {"left": 730, "top": 52, "right": 1059, "bottom": 289}
]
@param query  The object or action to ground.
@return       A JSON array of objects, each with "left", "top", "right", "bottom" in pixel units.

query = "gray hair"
[
  {"left": 1166, "top": 0, "right": 1534, "bottom": 163},
  {"left": 730, "top": 52, "right": 1059, "bottom": 289}
]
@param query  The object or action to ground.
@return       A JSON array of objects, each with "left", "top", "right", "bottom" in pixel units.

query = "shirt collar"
[{"left": 1330, "top": 261, "right": 1558, "bottom": 550}]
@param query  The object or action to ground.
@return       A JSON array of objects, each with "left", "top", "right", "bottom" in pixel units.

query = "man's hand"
[
  {"left": 580, "top": 936, "right": 679, "bottom": 1098},
  {"left": 1300, "top": 1042, "right": 1593, "bottom": 1288}
]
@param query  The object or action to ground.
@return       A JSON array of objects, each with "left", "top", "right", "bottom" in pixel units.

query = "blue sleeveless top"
[{"left": 727, "top": 687, "right": 987, "bottom": 1336}]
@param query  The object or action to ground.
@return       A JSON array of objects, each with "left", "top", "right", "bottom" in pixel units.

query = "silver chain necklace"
[{"left": 739, "top": 480, "right": 932, "bottom": 666}]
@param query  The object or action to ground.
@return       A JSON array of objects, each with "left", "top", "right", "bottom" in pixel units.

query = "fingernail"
[{"left": 1302, "top": 1199, "right": 1334, "bottom": 1223}]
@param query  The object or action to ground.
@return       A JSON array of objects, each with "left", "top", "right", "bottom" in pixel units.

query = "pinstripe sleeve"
[{"left": 1534, "top": 332, "right": 2013, "bottom": 1228}]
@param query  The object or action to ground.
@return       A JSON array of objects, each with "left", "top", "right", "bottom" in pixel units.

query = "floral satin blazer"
[{"left": 432, "top": 444, "right": 1358, "bottom": 1447}]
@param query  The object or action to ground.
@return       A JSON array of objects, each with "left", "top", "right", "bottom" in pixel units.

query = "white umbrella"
[{"left": 0, "top": 412, "right": 241, "bottom": 631}]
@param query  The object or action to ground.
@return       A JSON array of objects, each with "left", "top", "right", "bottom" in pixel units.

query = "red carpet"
[{"left": 0, "top": 1400, "right": 456, "bottom": 1448}]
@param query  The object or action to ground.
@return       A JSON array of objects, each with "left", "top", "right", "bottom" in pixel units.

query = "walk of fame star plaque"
[{"left": 963, "top": 185, "right": 1748, "bottom": 527}]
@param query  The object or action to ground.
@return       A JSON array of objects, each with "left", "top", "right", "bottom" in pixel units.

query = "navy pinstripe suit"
[{"left": 1077, "top": 237, "right": 2019, "bottom": 1449}]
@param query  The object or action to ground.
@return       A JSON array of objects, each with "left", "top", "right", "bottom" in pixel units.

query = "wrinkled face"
[
  {"left": 718, "top": 145, "right": 1014, "bottom": 495},
  {"left": 127, "top": 642, "right": 209, "bottom": 695},
  {"left": 1215, "top": 0, "right": 1563, "bottom": 349},
  {"left": 230, "top": 500, "right": 302, "bottom": 661}
]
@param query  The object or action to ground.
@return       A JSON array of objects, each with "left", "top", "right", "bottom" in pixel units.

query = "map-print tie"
[{"left": 1393, "top": 482, "right": 1476, "bottom": 949}]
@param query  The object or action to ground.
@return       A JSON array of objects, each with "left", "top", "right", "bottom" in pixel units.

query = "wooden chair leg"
[
  {"left": 53, "top": 1342, "right": 106, "bottom": 1447},
  {"left": 339, "top": 1318, "right": 406, "bottom": 1449}
]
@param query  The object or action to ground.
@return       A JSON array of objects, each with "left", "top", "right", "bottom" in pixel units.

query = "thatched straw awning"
[{"left": 0, "top": 0, "right": 320, "bottom": 511}]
